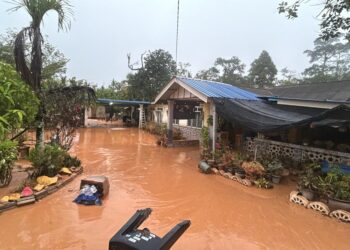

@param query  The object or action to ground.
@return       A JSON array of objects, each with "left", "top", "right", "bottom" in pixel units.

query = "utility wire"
[{"left": 176, "top": 0, "right": 180, "bottom": 72}]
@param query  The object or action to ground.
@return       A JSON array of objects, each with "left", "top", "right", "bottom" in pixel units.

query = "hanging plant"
[{"left": 207, "top": 115, "right": 213, "bottom": 126}]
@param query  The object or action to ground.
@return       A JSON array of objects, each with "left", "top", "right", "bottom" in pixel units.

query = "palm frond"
[
  {"left": 7, "top": 0, "right": 73, "bottom": 30},
  {"left": 14, "top": 26, "right": 34, "bottom": 88}
]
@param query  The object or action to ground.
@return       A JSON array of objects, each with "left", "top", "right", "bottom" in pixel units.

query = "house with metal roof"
[
  {"left": 152, "top": 76, "right": 258, "bottom": 148},
  {"left": 151, "top": 77, "right": 350, "bottom": 160}
]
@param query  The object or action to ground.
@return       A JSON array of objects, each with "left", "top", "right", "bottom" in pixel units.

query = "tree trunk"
[
  {"left": 31, "top": 27, "right": 44, "bottom": 148},
  {"left": 35, "top": 102, "right": 45, "bottom": 148}
]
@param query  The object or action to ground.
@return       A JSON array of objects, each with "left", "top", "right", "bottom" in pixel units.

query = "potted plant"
[
  {"left": 266, "top": 160, "right": 284, "bottom": 184},
  {"left": 241, "top": 160, "right": 265, "bottom": 180},
  {"left": 297, "top": 162, "right": 321, "bottom": 201},
  {"left": 319, "top": 166, "right": 350, "bottom": 211},
  {"left": 254, "top": 177, "right": 273, "bottom": 189}
]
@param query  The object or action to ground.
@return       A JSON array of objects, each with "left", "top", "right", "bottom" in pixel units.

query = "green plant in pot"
[
  {"left": 319, "top": 166, "right": 350, "bottom": 211},
  {"left": 297, "top": 162, "right": 321, "bottom": 201},
  {"left": 266, "top": 160, "right": 284, "bottom": 184},
  {"left": 254, "top": 177, "right": 273, "bottom": 189}
]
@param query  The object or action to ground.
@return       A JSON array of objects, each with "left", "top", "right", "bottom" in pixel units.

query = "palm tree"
[{"left": 9, "top": 0, "right": 78, "bottom": 148}]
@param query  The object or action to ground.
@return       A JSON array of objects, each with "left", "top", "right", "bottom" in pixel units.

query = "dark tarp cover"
[{"left": 213, "top": 98, "right": 350, "bottom": 132}]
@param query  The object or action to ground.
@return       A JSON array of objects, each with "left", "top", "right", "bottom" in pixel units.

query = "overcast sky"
[{"left": 0, "top": 0, "right": 321, "bottom": 86}]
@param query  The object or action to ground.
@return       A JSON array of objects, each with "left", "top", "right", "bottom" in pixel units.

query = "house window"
[
  {"left": 174, "top": 119, "right": 179, "bottom": 125},
  {"left": 155, "top": 108, "right": 163, "bottom": 124},
  {"left": 187, "top": 106, "right": 203, "bottom": 128}
]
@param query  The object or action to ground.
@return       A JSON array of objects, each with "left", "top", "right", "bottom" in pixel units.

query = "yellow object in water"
[
  {"left": 60, "top": 167, "right": 72, "bottom": 175},
  {"left": 1, "top": 196, "right": 9, "bottom": 203},
  {"left": 36, "top": 176, "right": 58, "bottom": 186},
  {"left": 33, "top": 184, "right": 45, "bottom": 192},
  {"left": 8, "top": 193, "right": 21, "bottom": 201}
]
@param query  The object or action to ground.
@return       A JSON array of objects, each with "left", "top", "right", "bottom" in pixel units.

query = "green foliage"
[
  {"left": 29, "top": 144, "right": 79, "bottom": 177},
  {"left": 195, "top": 56, "right": 247, "bottom": 86},
  {"left": 278, "top": 0, "right": 350, "bottom": 40},
  {"left": 177, "top": 62, "right": 192, "bottom": 78},
  {"left": 9, "top": 0, "right": 73, "bottom": 147},
  {"left": 254, "top": 177, "right": 272, "bottom": 189},
  {"left": 8, "top": 0, "right": 73, "bottom": 31},
  {"left": 302, "top": 37, "right": 350, "bottom": 82},
  {"left": 127, "top": 49, "right": 177, "bottom": 101},
  {"left": 248, "top": 50, "right": 277, "bottom": 87},
  {"left": 0, "top": 62, "right": 39, "bottom": 139},
  {"left": 195, "top": 67, "right": 220, "bottom": 81},
  {"left": 0, "top": 140, "right": 18, "bottom": 187},
  {"left": 95, "top": 79, "right": 129, "bottom": 100},
  {"left": 200, "top": 126, "right": 209, "bottom": 149},
  {"left": 266, "top": 160, "right": 284, "bottom": 175},
  {"left": 214, "top": 56, "right": 246, "bottom": 84},
  {"left": 0, "top": 29, "right": 69, "bottom": 80},
  {"left": 63, "top": 154, "right": 81, "bottom": 168},
  {"left": 279, "top": 67, "right": 301, "bottom": 85},
  {"left": 317, "top": 165, "right": 350, "bottom": 200},
  {"left": 298, "top": 162, "right": 321, "bottom": 190}
]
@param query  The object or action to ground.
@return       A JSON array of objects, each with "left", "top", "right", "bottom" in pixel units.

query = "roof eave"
[{"left": 153, "top": 77, "right": 208, "bottom": 103}]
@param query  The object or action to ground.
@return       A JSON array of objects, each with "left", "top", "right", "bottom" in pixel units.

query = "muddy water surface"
[{"left": 0, "top": 128, "right": 349, "bottom": 250}]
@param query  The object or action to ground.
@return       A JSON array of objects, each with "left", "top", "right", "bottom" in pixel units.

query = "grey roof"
[
  {"left": 268, "top": 81, "right": 350, "bottom": 103},
  {"left": 177, "top": 77, "right": 258, "bottom": 100},
  {"left": 242, "top": 87, "right": 273, "bottom": 97}
]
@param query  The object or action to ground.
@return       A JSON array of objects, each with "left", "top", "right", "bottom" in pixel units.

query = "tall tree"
[
  {"left": 10, "top": 0, "right": 73, "bottom": 147},
  {"left": 0, "top": 29, "right": 68, "bottom": 80},
  {"left": 303, "top": 37, "right": 350, "bottom": 82},
  {"left": 279, "top": 67, "right": 301, "bottom": 85},
  {"left": 177, "top": 62, "right": 192, "bottom": 78},
  {"left": 95, "top": 79, "right": 129, "bottom": 100},
  {"left": 9, "top": 0, "right": 94, "bottom": 148},
  {"left": 214, "top": 56, "right": 246, "bottom": 85},
  {"left": 248, "top": 50, "right": 277, "bottom": 88},
  {"left": 195, "top": 67, "right": 220, "bottom": 81},
  {"left": 195, "top": 56, "right": 246, "bottom": 86},
  {"left": 278, "top": 0, "right": 350, "bottom": 40},
  {"left": 127, "top": 49, "right": 176, "bottom": 101}
]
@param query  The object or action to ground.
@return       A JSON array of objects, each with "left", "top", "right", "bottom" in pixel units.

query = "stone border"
[
  {"left": 210, "top": 167, "right": 253, "bottom": 187},
  {"left": 0, "top": 166, "right": 83, "bottom": 214},
  {"left": 289, "top": 190, "right": 350, "bottom": 224}
]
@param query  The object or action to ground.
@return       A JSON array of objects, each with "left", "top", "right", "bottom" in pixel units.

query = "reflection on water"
[{"left": 0, "top": 128, "right": 349, "bottom": 250}]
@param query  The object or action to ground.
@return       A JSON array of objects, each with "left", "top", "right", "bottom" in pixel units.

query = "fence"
[{"left": 245, "top": 137, "right": 350, "bottom": 164}]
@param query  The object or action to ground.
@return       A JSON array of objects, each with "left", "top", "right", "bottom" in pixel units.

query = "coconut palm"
[{"left": 9, "top": 1, "right": 94, "bottom": 148}]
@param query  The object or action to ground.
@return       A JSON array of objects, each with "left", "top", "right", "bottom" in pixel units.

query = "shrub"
[
  {"left": 29, "top": 145, "right": 80, "bottom": 177},
  {"left": 0, "top": 140, "right": 18, "bottom": 187}
]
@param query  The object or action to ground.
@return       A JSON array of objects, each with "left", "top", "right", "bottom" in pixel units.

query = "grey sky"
[{"left": 0, "top": 0, "right": 321, "bottom": 86}]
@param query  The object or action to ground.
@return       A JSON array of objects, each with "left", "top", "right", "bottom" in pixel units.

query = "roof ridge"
[
  {"left": 176, "top": 76, "right": 234, "bottom": 87},
  {"left": 272, "top": 80, "right": 350, "bottom": 89}
]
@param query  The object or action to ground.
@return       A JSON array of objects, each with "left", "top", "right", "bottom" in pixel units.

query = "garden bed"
[{"left": 0, "top": 166, "right": 83, "bottom": 213}]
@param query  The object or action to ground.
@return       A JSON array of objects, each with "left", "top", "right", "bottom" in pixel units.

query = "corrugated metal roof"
[
  {"left": 269, "top": 81, "right": 350, "bottom": 102},
  {"left": 177, "top": 77, "right": 258, "bottom": 100},
  {"left": 97, "top": 98, "right": 151, "bottom": 106}
]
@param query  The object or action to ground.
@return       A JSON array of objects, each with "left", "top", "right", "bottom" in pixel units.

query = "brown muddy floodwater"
[{"left": 0, "top": 128, "right": 349, "bottom": 250}]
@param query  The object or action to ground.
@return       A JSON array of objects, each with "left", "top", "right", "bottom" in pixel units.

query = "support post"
[
  {"left": 139, "top": 104, "right": 144, "bottom": 128},
  {"left": 212, "top": 103, "right": 217, "bottom": 156},
  {"left": 167, "top": 100, "right": 174, "bottom": 147}
]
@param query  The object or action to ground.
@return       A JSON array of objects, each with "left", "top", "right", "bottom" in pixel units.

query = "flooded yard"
[{"left": 0, "top": 128, "right": 349, "bottom": 250}]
